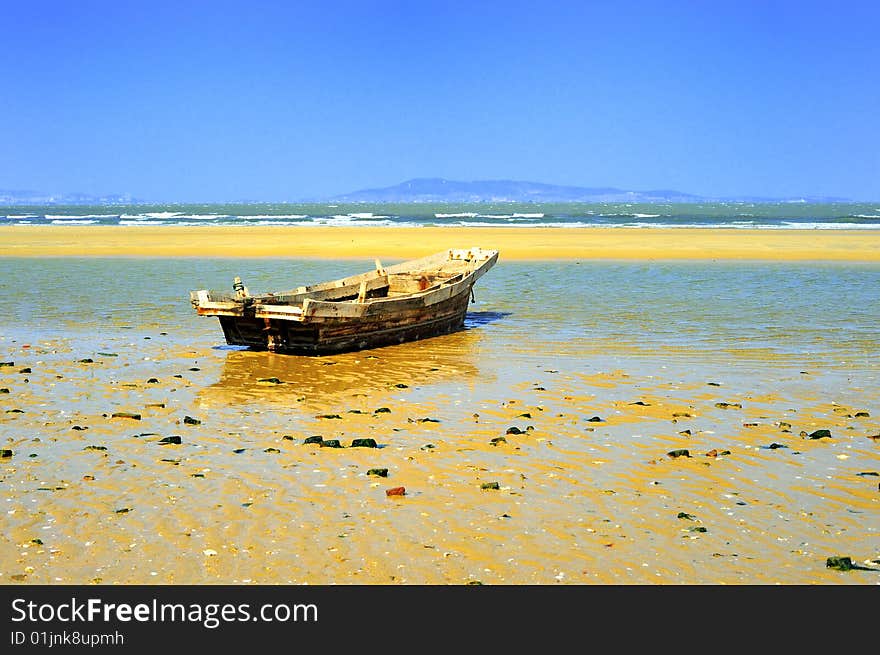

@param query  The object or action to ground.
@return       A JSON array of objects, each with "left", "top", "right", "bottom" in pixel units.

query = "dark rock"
[
  {"left": 6, "top": 408, "right": 24, "bottom": 413},
  {"left": 350, "top": 438, "right": 378, "bottom": 448},
  {"left": 320, "top": 439, "right": 342, "bottom": 448},
  {"left": 394, "top": 383, "right": 408, "bottom": 388},
  {"left": 257, "top": 376, "right": 282, "bottom": 384},
  {"left": 672, "top": 412, "right": 692, "bottom": 418},
  {"left": 183, "top": 416, "right": 201, "bottom": 425},
  {"left": 517, "top": 412, "right": 532, "bottom": 418},
  {"left": 826, "top": 556, "right": 854, "bottom": 571},
  {"left": 189, "top": 367, "right": 200, "bottom": 371},
  {"left": 115, "top": 508, "right": 131, "bottom": 514},
  {"left": 856, "top": 471, "right": 879, "bottom": 477},
  {"left": 689, "top": 527, "right": 708, "bottom": 533},
  {"left": 374, "top": 407, "right": 391, "bottom": 413},
  {"left": 0, "top": 361, "right": 14, "bottom": 367},
  {"left": 147, "top": 378, "right": 159, "bottom": 384},
  {"left": 111, "top": 412, "right": 141, "bottom": 420},
  {"left": 414, "top": 417, "right": 440, "bottom": 423},
  {"left": 854, "top": 411, "right": 870, "bottom": 418},
  {"left": 707, "top": 382, "right": 721, "bottom": 386},
  {"left": 586, "top": 416, "right": 604, "bottom": 422},
  {"left": 629, "top": 401, "right": 650, "bottom": 406},
  {"left": 506, "top": 426, "right": 525, "bottom": 435},
  {"left": 481, "top": 481, "right": 500, "bottom": 490},
  {"left": 159, "top": 436, "right": 182, "bottom": 445},
  {"left": 19, "top": 368, "right": 31, "bottom": 374},
  {"left": 232, "top": 448, "right": 246, "bottom": 454},
  {"left": 0, "top": 449, "right": 12, "bottom": 458},
  {"left": 78, "top": 358, "right": 94, "bottom": 363},
  {"left": 0, "top": 388, "right": 8, "bottom": 393},
  {"left": 303, "top": 436, "right": 324, "bottom": 445},
  {"left": 264, "top": 448, "right": 280, "bottom": 454},
  {"left": 490, "top": 437, "right": 507, "bottom": 446},
  {"left": 282, "top": 435, "right": 294, "bottom": 440},
  {"left": 677, "top": 512, "right": 695, "bottom": 520},
  {"left": 317, "top": 414, "right": 342, "bottom": 419},
  {"left": 367, "top": 468, "right": 388, "bottom": 477},
  {"left": 667, "top": 449, "right": 691, "bottom": 458},
  {"left": 715, "top": 402, "right": 742, "bottom": 409},
  {"left": 679, "top": 429, "right": 692, "bottom": 437},
  {"left": 84, "top": 445, "right": 107, "bottom": 451},
  {"left": 768, "top": 443, "right": 788, "bottom": 449},
  {"left": 807, "top": 429, "right": 832, "bottom": 439}
]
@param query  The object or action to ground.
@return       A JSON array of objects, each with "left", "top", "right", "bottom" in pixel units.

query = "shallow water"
[{"left": 1, "top": 258, "right": 878, "bottom": 584}]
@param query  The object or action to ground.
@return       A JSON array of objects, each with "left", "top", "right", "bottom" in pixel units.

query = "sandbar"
[{"left": 1, "top": 225, "right": 879, "bottom": 260}]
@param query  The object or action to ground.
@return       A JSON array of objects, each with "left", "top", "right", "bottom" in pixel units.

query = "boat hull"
[{"left": 192, "top": 247, "right": 498, "bottom": 356}]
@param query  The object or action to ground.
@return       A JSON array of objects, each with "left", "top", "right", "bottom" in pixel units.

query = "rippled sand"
[{"left": 2, "top": 328, "right": 877, "bottom": 585}]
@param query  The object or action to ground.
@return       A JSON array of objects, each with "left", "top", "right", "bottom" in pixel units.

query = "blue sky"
[{"left": 2, "top": 0, "right": 878, "bottom": 201}]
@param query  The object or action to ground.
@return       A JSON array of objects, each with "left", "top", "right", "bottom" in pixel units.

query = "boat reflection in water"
[{"left": 194, "top": 317, "right": 497, "bottom": 411}]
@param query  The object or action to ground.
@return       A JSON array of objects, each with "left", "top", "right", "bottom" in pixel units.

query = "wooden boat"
[{"left": 190, "top": 247, "right": 499, "bottom": 355}]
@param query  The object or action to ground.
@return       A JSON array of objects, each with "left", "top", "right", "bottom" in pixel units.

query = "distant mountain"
[
  {"left": 331, "top": 178, "right": 706, "bottom": 203},
  {"left": 0, "top": 189, "right": 139, "bottom": 205}
]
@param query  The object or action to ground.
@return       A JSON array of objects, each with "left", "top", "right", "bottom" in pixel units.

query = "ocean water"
[{"left": 2, "top": 201, "right": 880, "bottom": 229}]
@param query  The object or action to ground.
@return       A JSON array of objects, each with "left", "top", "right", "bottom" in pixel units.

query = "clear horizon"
[{"left": 3, "top": 1, "right": 878, "bottom": 202}]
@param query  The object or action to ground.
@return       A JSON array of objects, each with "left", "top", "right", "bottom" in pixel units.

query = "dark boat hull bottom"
[{"left": 218, "top": 310, "right": 469, "bottom": 355}]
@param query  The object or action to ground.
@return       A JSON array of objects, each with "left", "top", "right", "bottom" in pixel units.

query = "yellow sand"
[{"left": 1, "top": 225, "right": 879, "bottom": 260}]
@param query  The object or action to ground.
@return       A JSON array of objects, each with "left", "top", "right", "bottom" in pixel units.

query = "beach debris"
[
  {"left": 350, "top": 438, "right": 378, "bottom": 448},
  {"left": 672, "top": 411, "right": 692, "bottom": 418},
  {"left": 506, "top": 426, "right": 525, "bottom": 435},
  {"left": 114, "top": 507, "right": 132, "bottom": 514},
  {"left": 776, "top": 421, "right": 792, "bottom": 431},
  {"left": 0, "top": 449, "right": 12, "bottom": 458},
  {"left": 586, "top": 416, "right": 604, "bottom": 422},
  {"left": 158, "top": 436, "right": 182, "bottom": 445},
  {"left": 303, "top": 436, "right": 324, "bottom": 445},
  {"left": 19, "top": 367, "right": 31, "bottom": 373},
  {"left": 0, "top": 361, "right": 14, "bottom": 367},
  {"left": 767, "top": 443, "right": 788, "bottom": 449},
  {"left": 667, "top": 449, "right": 691, "bottom": 458},
  {"left": 490, "top": 437, "right": 507, "bottom": 446},
  {"left": 282, "top": 435, "right": 295, "bottom": 441},
  {"left": 317, "top": 414, "right": 342, "bottom": 419},
  {"left": 189, "top": 367, "right": 200, "bottom": 371},
  {"left": 203, "top": 549, "right": 218, "bottom": 557},
  {"left": 385, "top": 486, "right": 406, "bottom": 496},
  {"left": 374, "top": 407, "right": 391, "bottom": 414},
  {"left": 677, "top": 512, "right": 696, "bottom": 520},
  {"left": 0, "top": 388, "right": 8, "bottom": 393},
  {"left": 678, "top": 429, "right": 692, "bottom": 437},
  {"left": 826, "top": 556, "right": 856, "bottom": 571},
  {"left": 629, "top": 401, "right": 650, "bottom": 406},
  {"left": 481, "top": 481, "right": 500, "bottom": 490},
  {"left": 146, "top": 403, "right": 165, "bottom": 408},
  {"left": 805, "top": 429, "right": 832, "bottom": 439},
  {"left": 263, "top": 447, "right": 280, "bottom": 454},
  {"left": 147, "top": 378, "right": 159, "bottom": 384},
  {"left": 161, "top": 458, "right": 180, "bottom": 465},
  {"left": 183, "top": 415, "right": 201, "bottom": 425},
  {"left": 410, "top": 417, "right": 440, "bottom": 423},
  {"left": 854, "top": 411, "right": 870, "bottom": 418},
  {"left": 257, "top": 377, "right": 283, "bottom": 385},
  {"left": 689, "top": 527, "right": 708, "bottom": 533},
  {"left": 83, "top": 445, "right": 107, "bottom": 451},
  {"left": 394, "top": 383, "right": 408, "bottom": 388},
  {"left": 707, "top": 382, "right": 721, "bottom": 386},
  {"left": 83, "top": 475, "right": 95, "bottom": 481},
  {"left": 320, "top": 439, "right": 342, "bottom": 448},
  {"left": 111, "top": 412, "right": 141, "bottom": 420},
  {"left": 232, "top": 448, "right": 246, "bottom": 454},
  {"left": 98, "top": 352, "right": 117, "bottom": 357},
  {"left": 78, "top": 358, "right": 94, "bottom": 364},
  {"left": 868, "top": 434, "right": 880, "bottom": 441},
  {"left": 715, "top": 402, "right": 742, "bottom": 409},
  {"left": 367, "top": 468, "right": 388, "bottom": 477}
]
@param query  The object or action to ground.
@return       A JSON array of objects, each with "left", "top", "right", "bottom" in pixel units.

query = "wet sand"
[
  {"left": 1, "top": 225, "right": 880, "bottom": 260},
  {"left": 0, "top": 230, "right": 878, "bottom": 586}
]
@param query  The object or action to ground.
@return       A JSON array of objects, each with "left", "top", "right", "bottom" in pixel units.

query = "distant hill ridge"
[{"left": 331, "top": 178, "right": 705, "bottom": 203}]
